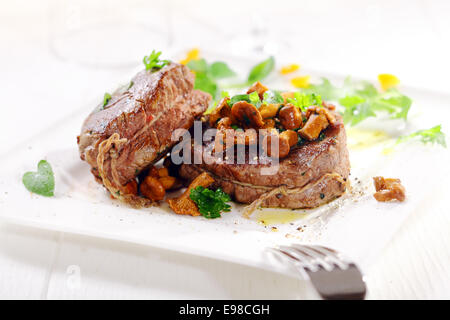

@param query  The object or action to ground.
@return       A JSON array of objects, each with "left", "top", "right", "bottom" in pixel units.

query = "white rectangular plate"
[{"left": 1, "top": 53, "right": 449, "bottom": 277}]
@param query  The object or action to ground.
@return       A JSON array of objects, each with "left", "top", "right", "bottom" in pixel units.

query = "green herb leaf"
[
  {"left": 306, "top": 77, "right": 412, "bottom": 125},
  {"left": 248, "top": 56, "right": 275, "bottom": 83},
  {"left": 287, "top": 92, "right": 322, "bottom": 112},
  {"left": 262, "top": 90, "right": 284, "bottom": 105},
  {"left": 188, "top": 59, "right": 236, "bottom": 99},
  {"left": 22, "top": 160, "right": 55, "bottom": 197},
  {"left": 248, "top": 91, "right": 261, "bottom": 107},
  {"left": 186, "top": 58, "right": 208, "bottom": 73},
  {"left": 397, "top": 125, "right": 446, "bottom": 147},
  {"left": 193, "top": 72, "right": 218, "bottom": 98},
  {"left": 228, "top": 94, "right": 251, "bottom": 107},
  {"left": 103, "top": 93, "right": 112, "bottom": 107},
  {"left": 304, "top": 78, "right": 348, "bottom": 101},
  {"left": 143, "top": 50, "right": 170, "bottom": 71},
  {"left": 209, "top": 61, "right": 236, "bottom": 79},
  {"left": 189, "top": 186, "right": 232, "bottom": 219}
]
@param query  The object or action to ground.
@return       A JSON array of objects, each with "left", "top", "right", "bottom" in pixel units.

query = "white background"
[{"left": 1, "top": 0, "right": 450, "bottom": 299}]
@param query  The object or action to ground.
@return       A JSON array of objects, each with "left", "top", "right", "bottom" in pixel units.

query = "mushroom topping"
[
  {"left": 246, "top": 81, "right": 269, "bottom": 99},
  {"left": 259, "top": 103, "right": 280, "bottom": 119},
  {"left": 231, "top": 101, "right": 265, "bottom": 129},
  {"left": 280, "top": 130, "right": 298, "bottom": 147},
  {"left": 209, "top": 97, "right": 231, "bottom": 126},
  {"left": 278, "top": 104, "right": 303, "bottom": 130},
  {"left": 167, "top": 172, "right": 215, "bottom": 216},
  {"left": 298, "top": 113, "right": 329, "bottom": 141},
  {"left": 373, "top": 176, "right": 406, "bottom": 202},
  {"left": 306, "top": 105, "right": 336, "bottom": 124},
  {"left": 262, "top": 129, "right": 291, "bottom": 158},
  {"left": 140, "top": 176, "right": 166, "bottom": 201}
]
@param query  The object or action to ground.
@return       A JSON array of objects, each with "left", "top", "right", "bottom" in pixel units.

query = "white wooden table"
[{"left": 1, "top": 0, "right": 450, "bottom": 299}]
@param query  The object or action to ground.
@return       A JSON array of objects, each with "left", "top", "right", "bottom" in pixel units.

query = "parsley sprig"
[
  {"left": 143, "top": 50, "right": 170, "bottom": 71},
  {"left": 189, "top": 186, "right": 232, "bottom": 219}
]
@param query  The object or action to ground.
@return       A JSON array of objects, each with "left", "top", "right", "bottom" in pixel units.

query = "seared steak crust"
[
  {"left": 78, "top": 63, "right": 210, "bottom": 192},
  {"left": 179, "top": 115, "right": 350, "bottom": 209}
]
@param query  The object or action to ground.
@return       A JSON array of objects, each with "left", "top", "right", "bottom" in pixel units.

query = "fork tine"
[
  {"left": 291, "top": 245, "right": 335, "bottom": 271},
  {"left": 310, "top": 246, "right": 349, "bottom": 270},
  {"left": 279, "top": 245, "right": 319, "bottom": 271},
  {"left": 310, "top": 245, "right": 350, "bottom": 270},
  {"left": 267, "top": 247, "right": 288, "bottom": 262},
  {"left": 271, "top": 247, "right": 311, "bottom": 278},
  {"left": 269, "top": 245, "right": 366, "bottom": 299}
]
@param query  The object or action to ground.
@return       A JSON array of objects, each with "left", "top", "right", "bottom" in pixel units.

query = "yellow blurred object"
[
  {"left": 291, "top": 75, "right": 310, "bottom": 88},
  {"left": 179, "top": 48, "right": 200, "bottom": 65},
  {"left": 280, "top": 64, "right": 300, "bottom": 75},
  {"left": 382, "top": 146, "right": 395, "bottom": 155},
  {"left": 378, "top": 74, "right": 400, "bottom": 91}
]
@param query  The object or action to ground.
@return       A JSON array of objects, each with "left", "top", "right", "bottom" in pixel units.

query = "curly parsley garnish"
[
  {"left": 143, "top": 50, "right": 170, "bottom": 71},
  {"left": 189, "top": 186, "right": 232, "bottom": 219}
]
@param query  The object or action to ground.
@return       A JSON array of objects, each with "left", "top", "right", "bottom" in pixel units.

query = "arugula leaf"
[
  {"left": 397, "top": 125, "right": 446, "bottom": 147},
  {"left": 248, "top": 91, "right": 261, "bottom": 107},
  {"left": 143, "top": 50, "right": 170, "bottom": 71},
  {"left": 286, "top": 92, "right": 322, "bottom": 112},
  {"left": 190, "top": 186, "right": 232, "bottom": 219},
  {"left": 305, "top": 78, "right": 348, "bottom": 101},
  {"left": 342, "top": 101, "right": 376, "bottom": 125},
  {"left": 103, "top": 93, "right": 112, "bottom": 107},
  {"left": 227, "top": 93, "right": 263, "bottom": 108},
  {"left": 305, "top": 77, "right": 412, "bottom": 125},
  {"left": 262, "top": 90, "right": 284, "bottom": 105},
  {"left": 373, "top": 89, "right": 412, "bottom": 119},
  {"left": 187, "top": 59, "right": 236, "bottom": 99},
  {"left": 186, "top": 58, "right": 208, "bottom": 73},
  {"left": 228, "top": 94, "right": 251, "bottom": 107},
  {"left": 193, "top": 72, "right": 217, "bottom": 98},
  {"left": 209, "top": 61, "right": 236, "bottom": 79},
  {"left": 248, "top": 56, "right": 275, "bottom": 83},
  {"left": 22, "top": 160, "right": 55, "bottom": 197}
]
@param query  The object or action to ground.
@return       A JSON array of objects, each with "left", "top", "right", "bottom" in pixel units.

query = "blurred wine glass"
[
  {"left": 48, "top": 0, "right": 171, "bottom": 68},
  {"left": 229, "top": 11, "right": 290, "bottom": 58}
]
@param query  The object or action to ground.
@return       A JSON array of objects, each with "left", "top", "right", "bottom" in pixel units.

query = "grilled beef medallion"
[
  {"left": 179, "top": 116, "right": 349, "bottom": 214},
  {"left": 77, "top": 63, "right": 210, "bottom": 206},
  {"left": 177, "top": 85, "right": 350, "bottom": 215}
]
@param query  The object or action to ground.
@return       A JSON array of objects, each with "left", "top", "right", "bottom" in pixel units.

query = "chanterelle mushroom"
[{"left": 167, "top": 172, "right": 215, "bottom": 216}]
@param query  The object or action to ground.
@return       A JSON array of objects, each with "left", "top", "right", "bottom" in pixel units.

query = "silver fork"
[{"left": 270, "top": 244, "right": 367, "bottom": 300}]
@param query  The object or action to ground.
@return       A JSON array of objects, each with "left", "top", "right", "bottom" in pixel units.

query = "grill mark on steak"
[{"left": 78, "top": 63, "right": 211, "bottom": 202}]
